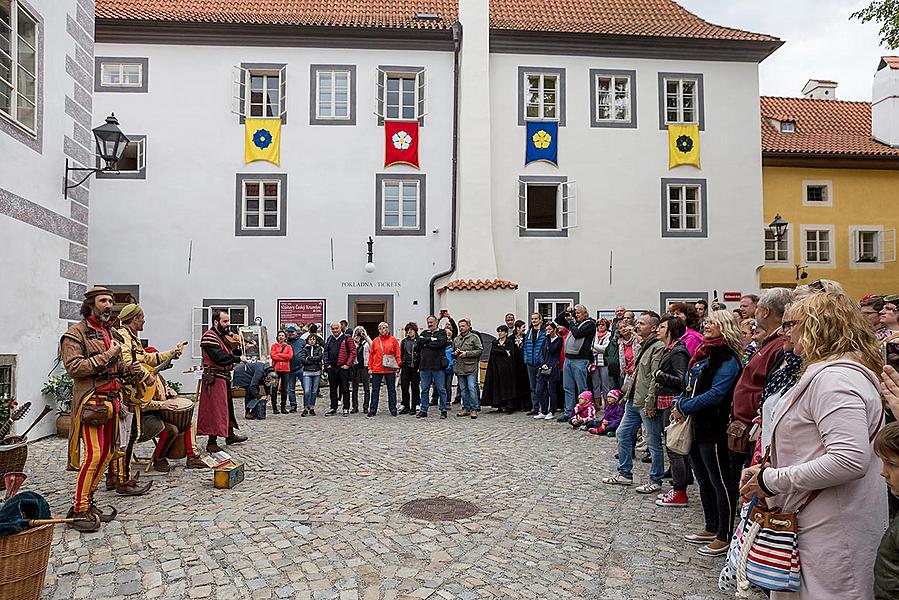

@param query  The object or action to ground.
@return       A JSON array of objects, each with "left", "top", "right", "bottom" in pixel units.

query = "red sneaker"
[{"left": 655, "top": 489, "right": 688, "bottom": 507}]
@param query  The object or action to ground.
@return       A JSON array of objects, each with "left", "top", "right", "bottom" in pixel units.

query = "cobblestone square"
[{"left": 31, "top": 406, "right": 757, "bottom": 600}]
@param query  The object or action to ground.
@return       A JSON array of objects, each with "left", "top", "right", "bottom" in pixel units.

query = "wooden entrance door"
[{"left": 353, "top": 301, "right": 387, "bottom": 339}]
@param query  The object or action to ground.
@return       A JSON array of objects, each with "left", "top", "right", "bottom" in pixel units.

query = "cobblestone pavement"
[{"left": 29, "top": 402, "right": 760, "bottom": 600}]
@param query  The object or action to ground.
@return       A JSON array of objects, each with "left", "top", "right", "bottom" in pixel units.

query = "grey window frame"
[
  {"left": 235, "top": 173, "right": 287, "bottom": 237},
  {"left": 94, "top": 57, "right": 149, "bottom": 93},
  {"left": 0, "top": 354, "right": 16, "bottom": 401},
  {"left": 661, "top": 177, "right": 708, "bottom": 238},
  {"left": 96, "top": 134, "right": 146, "bottom": 179},
  {"left": 309, "top": 64, "right": 356, "bottom": 125},
  {"left": 518, "top": 66, "right": 566, "bottom": 126},
  {"left": 659, "top": 292, "right": 709, "bottom": 315},
  {"left": 237, "top": 62, "right": 287, "bottom": 125},
  {"left": 657, "top": 72, "right": 705, "bottom": 130},
  {"left": 589, "top": 68, "right": 636, "bottom": 129},
  {"left": 376, "top": 65, "right": 426, "bottom": 126},
  {"left": 0, "top": 0, "right": 42, "bottom": 150},
  {"left": 519, "top": 175, "right": 569, "bottom": 238},
  {"left": 374, "top": 173, "right": 426, "bottom": 236}
]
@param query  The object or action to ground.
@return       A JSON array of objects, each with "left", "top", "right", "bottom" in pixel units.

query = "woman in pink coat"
[{"left": 741, "top": 291, "right": 887, "bottom": 599}]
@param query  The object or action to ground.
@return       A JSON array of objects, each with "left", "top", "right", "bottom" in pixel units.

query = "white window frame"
[
  {"left": 315, "top": 69, "right": 351, "bottom": 120},
  {"left": 380, "top": 179, "right": 420, "bottom": 231},
  {"left": 594, "top": 74, "right": 631, "bottom": 123},
  {"left": 665, "top": 183, "right": 703, "bottom": 233},
  {"left": 191, "top": 305, "right": 249, "bottom": 359},
  {"left": 0, "top": 0, "right": 37, "bottom": 133},
  {"left": 663, "top": 77, "right": 699, "bottom": 125},
  {"left": 534, "top": 299, "right": 574, "bottom": 322},
  {"left": 780, "top": 121, "right": 795, "bottom": 133},
  {"left": 99, "top": 62, "right": 142, "bottom": 88},
  {"left": 231, "top": 64, "right": 287, "bottom": 120},
  {"left": 375, "top": 67, "right": 426, "bottom": 123},
  {"left": 764, "top": 224, "right": 793, "bottom": 267},
  {"left": 802, "top": 180, "right": 833, "bottom": 207},
  {"left": 524, "top": 72, "right": 559, "bottom": 121},
  {"left": 116, "top": 137, "right": 145, "bottom": 172},
  {"left": 241, "top": 179, "right": 281, "bottom": 232},
  {"left": 800, "top": 224, "right": 835, "bottom": 268},
  {"left": 849, "top": 225, "right": 886, "bottom": 270},
  {"left": 517, "top": 178, "right": 577, "bottom": 236}
]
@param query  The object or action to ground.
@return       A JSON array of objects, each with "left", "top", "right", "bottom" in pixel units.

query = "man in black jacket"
[
  {"left": 555, "top": 305, "right": 596, "bottom": 421},
  {"left": 416, "top": 315, "right": 449, "bottom": 418}
]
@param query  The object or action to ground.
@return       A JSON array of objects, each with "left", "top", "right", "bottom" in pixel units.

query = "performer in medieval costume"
[
  {"left": 61, "top": 287, "right": 141, "bottom": 532},
  {"left": 197, "top": 309, "right": 247, "bottom": 453},
  {"left": 481, "top": 324, "right": 518, "bottom": 412}
]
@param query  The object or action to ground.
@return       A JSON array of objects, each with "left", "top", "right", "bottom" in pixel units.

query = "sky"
[{"left": 677, "top": 0, "right": 891, "bottom": 101}]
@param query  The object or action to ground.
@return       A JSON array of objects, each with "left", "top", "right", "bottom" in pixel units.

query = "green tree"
[{"left": 851, "top": 0, "right": 899, "bottom": 49}]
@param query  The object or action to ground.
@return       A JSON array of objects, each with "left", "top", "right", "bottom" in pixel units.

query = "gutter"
[{"left": 428, "top": 20, "right": 462, "bottom": 315}]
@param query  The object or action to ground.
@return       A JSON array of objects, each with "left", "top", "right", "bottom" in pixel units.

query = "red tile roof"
[
  {"left": 760, "top": 96, "right": 899, "bottom": 158},
  {"left": 95, "top": 0, "right": 778, "bottom": 41},
  {"left": 440, "top": 278, "right": 519, "bottom": 291}
]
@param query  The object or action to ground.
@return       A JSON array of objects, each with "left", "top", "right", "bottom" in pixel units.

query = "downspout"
[{"left": 428, "top": 20, "right": 462, "bottom": 316}]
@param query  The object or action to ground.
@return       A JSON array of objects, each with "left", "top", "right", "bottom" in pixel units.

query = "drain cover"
[{"left": 399, "top": 496, "right": 478, "bottom": 522}]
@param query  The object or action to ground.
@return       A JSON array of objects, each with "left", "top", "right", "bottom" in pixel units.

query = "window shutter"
[
  {"left": 518, "top": 179, "right": 527, "bottom": 230},
  {"left": 278, "top": 65, "right": 288, "bottom": 119},
  {"left": 231, "top": 65, "right": 247, "bottom": 117},
  {"left": 191, "top": 306, "right": 210, "bottom": 359},
  {"left": 883, "top": 229, "right": 897, "bottom": 263},
  {"left": 561, "top": 181, "right": 578, "bottom": 229},
  {"left": 417, "top": 69, "right": 428, "bottom": 123},
  {"left": 137, "top": 139, "right": 146, "bottom": 172},
  {"left": 374, "top": 68, "right": 387, "bottom": 119}
]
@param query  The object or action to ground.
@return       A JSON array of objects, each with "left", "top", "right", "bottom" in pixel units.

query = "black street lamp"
[
  {"left": 768, "top": 213, "right": 788, "bottom": 243},
  {"left": 63, "top": 113, "right": 129, "bottom": 199},
  {"left": 364, "top": 236, "right": 375, "bottom": 273}
]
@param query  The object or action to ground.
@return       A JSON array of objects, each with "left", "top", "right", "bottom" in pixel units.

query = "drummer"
[
  {"left": 139, "top": 355, "right": 207, "bottom": 472},
  {"left": 112, "top": 304, "right": 187, "bottom": 492}
]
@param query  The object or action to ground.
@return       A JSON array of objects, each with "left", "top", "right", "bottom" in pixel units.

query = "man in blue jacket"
[
  {"left": 555, "top": 305, "right": 596, "bottom": 421},
  {"left": 523, "top": 312, "right": 546, "bottom": 415},
  {"left": 285, "top": 325, "right": 306, "bottom": 413}
]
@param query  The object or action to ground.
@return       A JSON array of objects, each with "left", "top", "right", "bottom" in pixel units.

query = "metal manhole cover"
[{"left": 399, "top": 496, "right": 479, "bottom": 522}]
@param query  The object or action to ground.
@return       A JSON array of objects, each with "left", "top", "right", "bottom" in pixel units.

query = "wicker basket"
[
  {"left": 0, "top": 523, "right": 54, "bottom": 600},
  {"left": 0, "top": 437, "right": 27, "bottom": 489}
]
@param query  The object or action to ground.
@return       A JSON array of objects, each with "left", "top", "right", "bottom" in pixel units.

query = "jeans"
[
  {"left": 419, "top": 369, "right": 447, "bottom": 414},
  {"left": 369, "top": 372, "right": 397, "bottom": 414},
  {"left": 526, "top": 364, "right": 539, "bottom": 411},
  {"left": 562, "top": 358, "right": 589, "bottom": 417},
  {"left": 328, "top": 366, "right": 351, "bottom": 410},
  {"left": 243, "top": 386, "right": 266, "bottom": 419},
  {"left": 351, "top": 365, "right": 371, "bottom": 411},
  {"left": 535, "top": 373, "right": 558, "bottom": 414},
  {"left": 302, "top": 373, "right": 320, "bottom": 408},
  {"left": 432, "top": 372, "right": 454, "bottom": 403},
  {"left": 615, "top": 401, "right": 664, "bottom": 482},
  {"left": 287, "top": 372, "right": 300, "bottom": 408},
  {"left": 690, "top": 440, "right": 734, "bottom": 542},
  {"left": 457, "top": 373, "right": 480, "bottom": 411},
  {"left": 399, "top": 366, "right": 420, "bottom": 412},
  {"left": 590, "top": 366, "right": 611, "bottom": 403}
]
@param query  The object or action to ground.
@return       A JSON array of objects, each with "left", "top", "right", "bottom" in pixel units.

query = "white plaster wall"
[
  {"left": 90, "top": 43, "right": 455, "bottom": 387},
  {"left": 0, "top": 0, "right": 83, "bottom": 439},
  {"left": 488, "top": 53, "right": 765, "bottom": 315},
  {"left": 873, "top": 64, "right": 899, "bottom": 148}
]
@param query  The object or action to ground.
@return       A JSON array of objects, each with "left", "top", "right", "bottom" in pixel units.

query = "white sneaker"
[
  {"left": 544, "top": 413, "right": 555, "bottom": 420},
  {"left": 534, "top": 413, "right": 546, "bottom": 419}
]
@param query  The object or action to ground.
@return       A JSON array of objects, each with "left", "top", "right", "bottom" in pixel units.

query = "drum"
[{"left": 158, "top": 397, "right": 194, "bottom": 459}]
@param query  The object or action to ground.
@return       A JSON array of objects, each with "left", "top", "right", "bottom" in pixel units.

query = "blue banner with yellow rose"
[{"left": 525, "top": 121, "right": 558, "bottom": 166}]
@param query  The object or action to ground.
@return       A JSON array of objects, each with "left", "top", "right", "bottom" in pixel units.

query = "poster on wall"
[{"left": 277, "top": 299, "right": 326, "bottom": 333}]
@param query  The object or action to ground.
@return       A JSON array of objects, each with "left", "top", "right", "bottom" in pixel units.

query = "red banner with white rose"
[{"left": 384, "top": 120, "right": 419, "bottom": 168}]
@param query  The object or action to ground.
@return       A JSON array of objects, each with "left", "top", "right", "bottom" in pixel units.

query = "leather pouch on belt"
[{"left": 81, "top": 398, "right": 111, "bottom": 426}]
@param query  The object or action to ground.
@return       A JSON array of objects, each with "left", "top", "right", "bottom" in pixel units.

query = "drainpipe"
[{"left": 428, "top": 21, "right": 462, "bottom": 316}]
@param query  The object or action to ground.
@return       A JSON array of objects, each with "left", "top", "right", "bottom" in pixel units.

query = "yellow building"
[{"left": 760, "top": 63, "right": 899, "bottom": 299}]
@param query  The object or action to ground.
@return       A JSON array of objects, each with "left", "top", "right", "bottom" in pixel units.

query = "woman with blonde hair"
[
  {"left": 740, "top": 291, "right": 886, "bottom": 599},
  {"left": 671, "top": 310, "right": 743, "bottom": 556}
]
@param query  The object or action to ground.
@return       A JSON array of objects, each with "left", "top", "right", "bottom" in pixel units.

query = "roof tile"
[
  {"left": 441, "top": 278, "right": 520, "bottom": 291},
  {"left": 95, "top": 0, "right": 779, "bottom": 41},
  {"left": 760, "top": 96, "right": 899, "bottom": 158}
]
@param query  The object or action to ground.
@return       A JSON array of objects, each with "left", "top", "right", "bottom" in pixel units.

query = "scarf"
[
  {"left": 759, "top": 351, "right": 802, "bottom": 405},
  {"left": 688, "top": 336, "right": 727, "bottom": 369},
  {"left": 86, "top": 315, "right": 114, "bottom": 347}
]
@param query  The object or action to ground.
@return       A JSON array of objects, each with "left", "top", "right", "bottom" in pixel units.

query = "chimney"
[
  {"left": 801, "top": 79, "right": 837, "bottom": 100},
  {"left": 873, "top": 57, "right": 899, "bottom": 148}
]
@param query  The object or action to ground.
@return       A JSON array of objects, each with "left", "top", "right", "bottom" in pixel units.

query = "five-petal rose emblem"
[
  {"left": 392, "top": 130, "right": 413, "bottom": 150},
  {"left": 532, "top": 129, "right": 552, "bottom": 149}
]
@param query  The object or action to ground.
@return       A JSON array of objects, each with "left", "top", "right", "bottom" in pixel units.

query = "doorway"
[{"left": 347, "top": 294, "right": 394, "bottom": 339}]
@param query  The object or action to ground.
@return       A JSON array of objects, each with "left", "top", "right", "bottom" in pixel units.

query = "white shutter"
[
  {"left": 191, "top": 307, "right": 210, "bottom": 359},
  {"left": 883, "top": 229, "right": 897, "bottom": 263},
  {"left": 518, "top": 179, "right": 527, "bottom": 230},
  {"left": 137, "top": 138, "right": 146, "bottom": 172},
  {"left": 561, "top": 180, "right": 578, "bottom": 229},
  {"left": 278, "top": 65, "right": 288, "bottom": 118},
  {"left": 374, "top": 68, "right": 387, "bottom": 119},
  {"left": 416, "top": 68, "right": 428, "bottom": 121},
  {"left": 231, "top": 65, "right": 247, "bottom": 117}
]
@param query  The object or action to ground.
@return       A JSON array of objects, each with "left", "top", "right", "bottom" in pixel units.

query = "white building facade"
[
  {"left": 0, "top": 0, "right": 95, "bottom": 438},
  {"left": 86, "top": 0, "right": 781, "bottom": 387}
]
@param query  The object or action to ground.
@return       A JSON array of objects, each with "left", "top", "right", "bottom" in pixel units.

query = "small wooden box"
[{"left": 213, "top": 461, "right": 244, "bottom": 489}]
